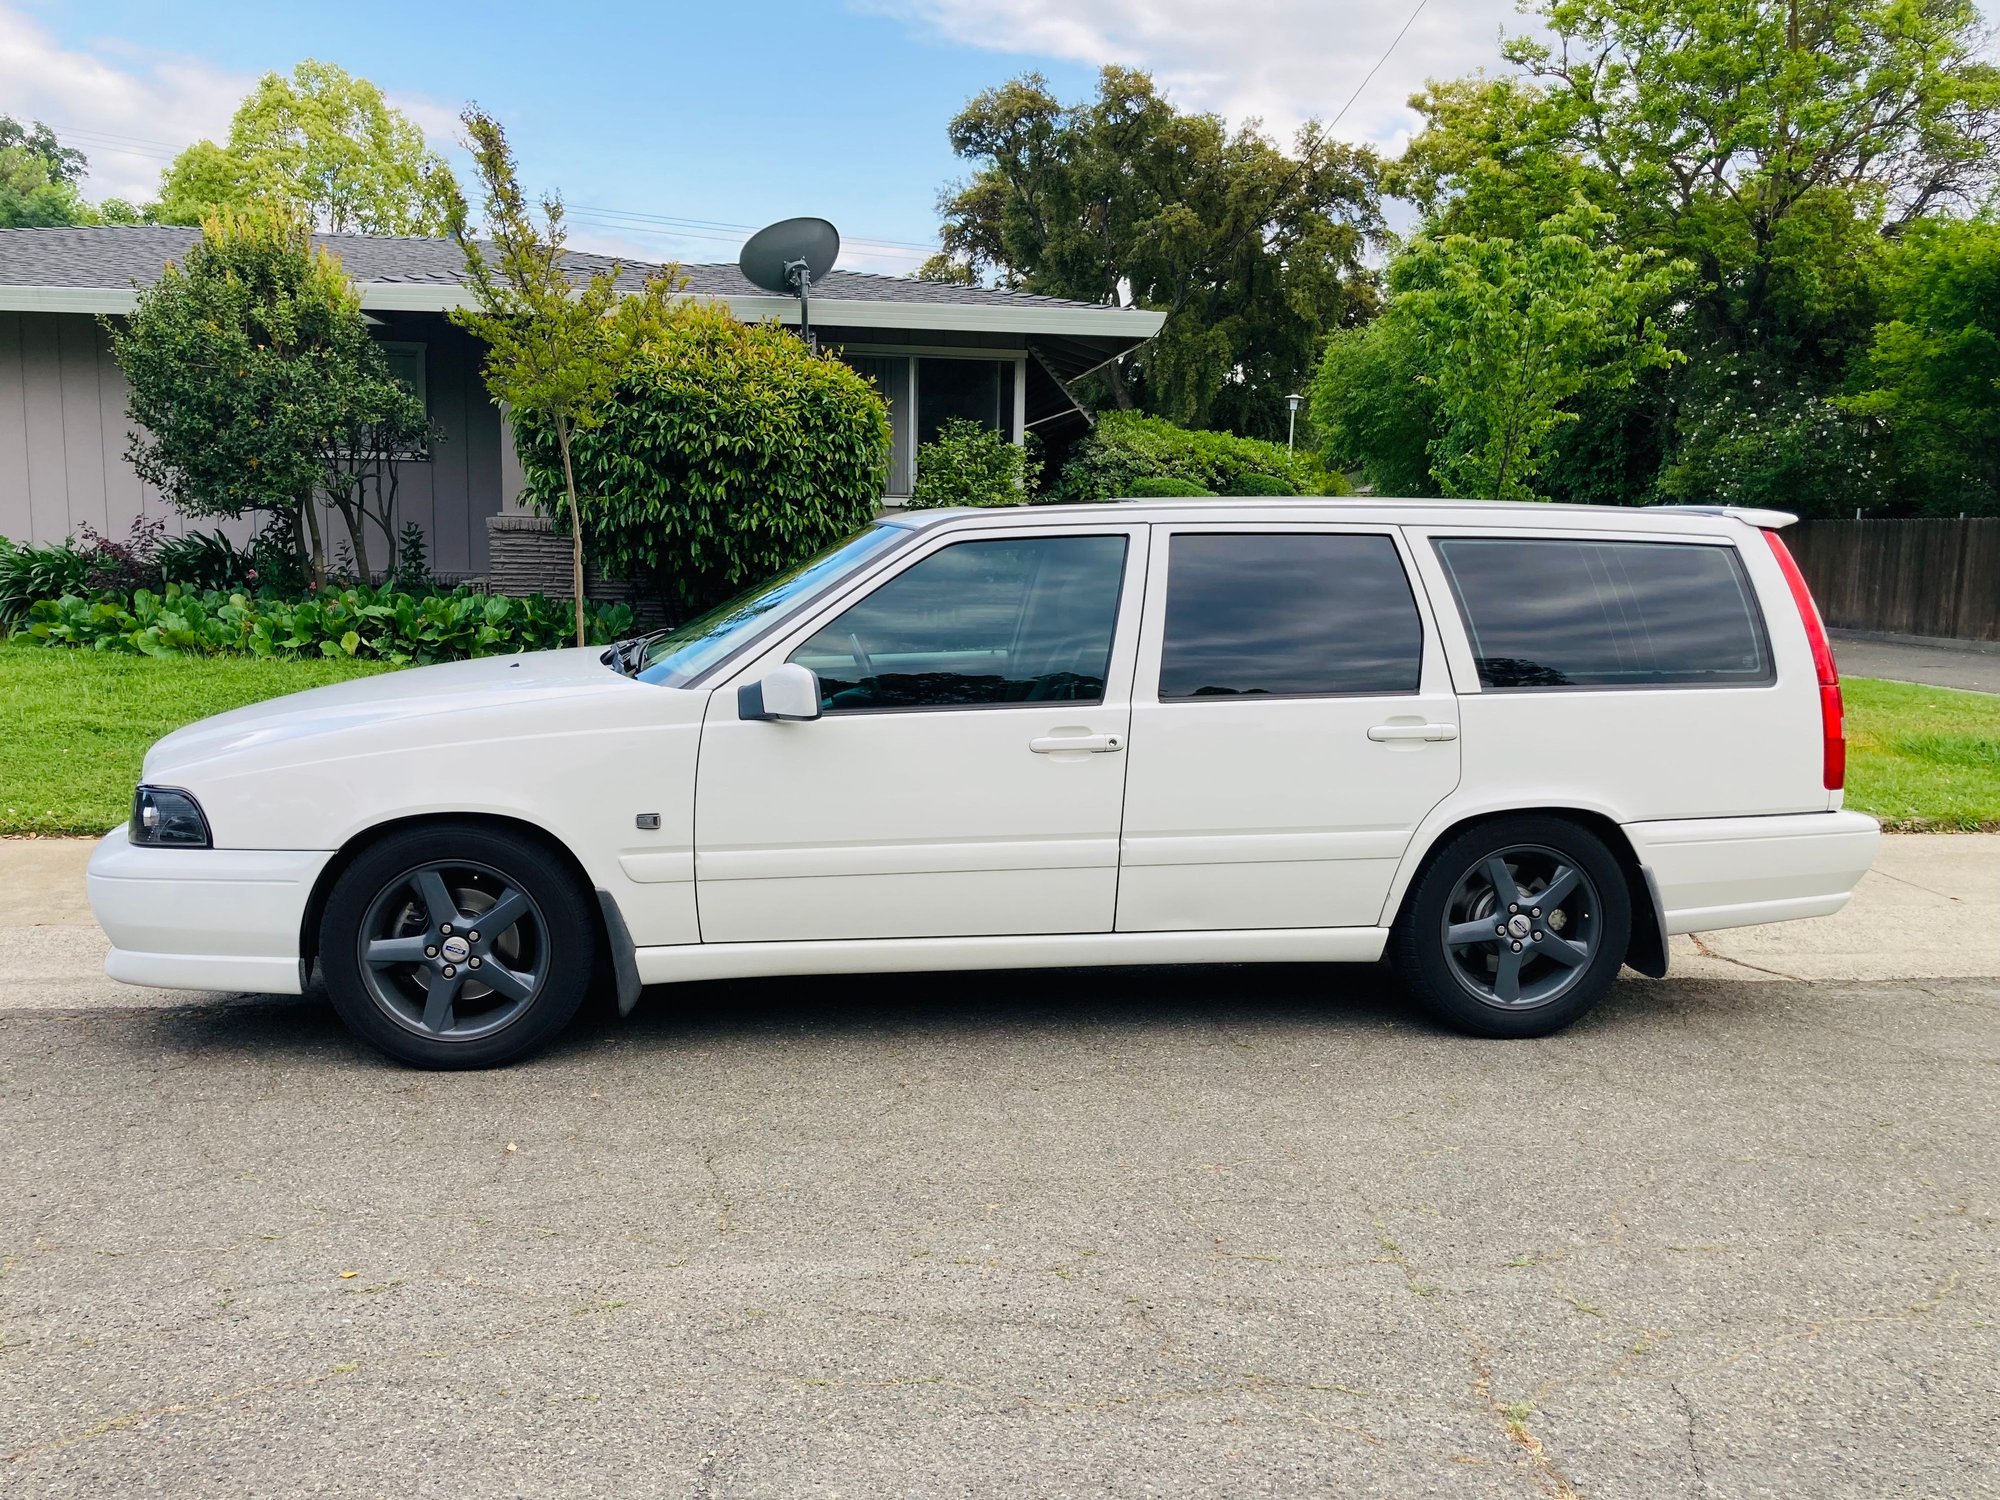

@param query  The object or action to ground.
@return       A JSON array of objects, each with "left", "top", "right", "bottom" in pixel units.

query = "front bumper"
[{"left": 86, "top": 829, "right": 333, "bottom": 994}]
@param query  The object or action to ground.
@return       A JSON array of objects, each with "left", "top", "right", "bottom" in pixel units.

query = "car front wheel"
[
  {"left": 1390, "top": 815, "right": 1631, "bottom": 1039},
  {"left": 320, "top": 822, "right": 595, "bottom": 1068}
]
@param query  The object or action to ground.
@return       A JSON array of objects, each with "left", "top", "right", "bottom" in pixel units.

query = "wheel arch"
[
  {"left": 299, "top": 811, "right": 629, "bottom": 993},
  {"left": 1385, "top": 805, "right": 1668, "bottom": 979}
]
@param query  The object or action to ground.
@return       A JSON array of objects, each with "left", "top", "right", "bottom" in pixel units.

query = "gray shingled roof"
[{"left": 0, "top": 224, "right": 1127, "bottom": 313}]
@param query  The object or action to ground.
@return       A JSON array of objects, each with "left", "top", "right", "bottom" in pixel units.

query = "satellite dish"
[{"left": 739, "top": 217, "right": 839, "bottom": 346}]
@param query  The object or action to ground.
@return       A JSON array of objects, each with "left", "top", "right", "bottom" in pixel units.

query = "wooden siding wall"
[
  {"left": 0, "top": 310, "right": 505, "bottom": 574},
  {"left": 1788, "top": 518, "right": 2000, "bottom": 643}
]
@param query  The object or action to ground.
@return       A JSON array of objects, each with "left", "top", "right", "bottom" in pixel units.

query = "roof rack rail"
[{"left": 1646, "top": 504, "right": 1799, "bottom": 528}]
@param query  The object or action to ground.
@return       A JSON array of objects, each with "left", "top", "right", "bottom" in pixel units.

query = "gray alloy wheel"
[
  {"left": 1439, "top": 843, "right": 1600, "bottom": 1010},
  {"left": 356, "top": 859, "right": 550, "bottom": 1042},
  {"left": 321, "top": 821, "right": 595, "bottom": 1069},
  {"left": 1388, "top": 814, "right": 1631, "bottom": 1039}
]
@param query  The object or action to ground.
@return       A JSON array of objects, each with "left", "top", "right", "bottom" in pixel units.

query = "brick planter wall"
[{"left": 486, "top": 514, "right": 667, "bottom": 625}]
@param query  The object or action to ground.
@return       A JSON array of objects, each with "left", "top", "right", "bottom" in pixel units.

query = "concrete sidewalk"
[{"left": 6, "top": 832, "right": 1996, "bottom": 1007}]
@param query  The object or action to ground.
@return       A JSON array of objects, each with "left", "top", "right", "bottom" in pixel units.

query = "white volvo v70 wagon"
[{"left": 89, "top": 499, "right": 1879, "bottom": 1067}]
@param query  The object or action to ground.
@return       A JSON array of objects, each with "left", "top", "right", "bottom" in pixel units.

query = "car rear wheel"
[
  {"left": 1390, "top": 816, "right": 1630, "bottom": 1038},
  {"left": 321, "top": 823, "right": 594, "bottom": 1068}
]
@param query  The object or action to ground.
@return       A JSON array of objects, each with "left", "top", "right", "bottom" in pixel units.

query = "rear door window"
[
  {"left": 1433, "top": 537, "right": 1772, "bottom": 689},
  {"left": 1158, "top": 532, "right": 1423, "bottom": 699}
]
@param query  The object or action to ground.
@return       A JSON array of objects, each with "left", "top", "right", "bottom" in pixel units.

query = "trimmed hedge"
[
  {"left": 17, "top": 584, "right": 634, "bottom": 664},
  {"left": 514, "top": 301, "right": 891, "bottom": 620},
  {"left": 1049, "top": 411, "right": 1345, "bottom": 502},
  {"left": 1125, "top": 475, "right": 1217, "bottom": 497}
]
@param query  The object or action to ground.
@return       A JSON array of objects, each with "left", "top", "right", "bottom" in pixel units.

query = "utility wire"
[{"left": 1328, "top": 0, "right": 1431, "bottom": 131}]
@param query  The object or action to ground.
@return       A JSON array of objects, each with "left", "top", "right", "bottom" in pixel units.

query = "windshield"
[{"left": 632, "top": 524, "right": 910, "bottom": 687}]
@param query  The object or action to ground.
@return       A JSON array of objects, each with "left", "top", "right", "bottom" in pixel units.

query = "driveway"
[
  {"left": 1834, "top": 630, "right": 2000, "bottom": 695},
  {"left": 2, "top": 839, "right": 1996, "bottom": 1498}
]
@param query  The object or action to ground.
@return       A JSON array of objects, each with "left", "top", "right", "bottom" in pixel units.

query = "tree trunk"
[
  {"left": 299, "top": 496, "right": 326, "bottom": 589},
  {"left": 555, "top": 416, "right": 587, "bottom": 649},
  {"left": 1102, "top": 356, "right": 1137, "bottom": 411}
]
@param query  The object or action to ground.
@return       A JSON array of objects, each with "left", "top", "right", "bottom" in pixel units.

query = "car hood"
[{"left": 144, "top": 648, "right": 667, "bottom": 777}]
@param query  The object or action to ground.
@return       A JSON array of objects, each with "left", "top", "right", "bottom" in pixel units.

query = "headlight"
[{"left": 129, "top": 786, "right": 212, "bottom": 847}]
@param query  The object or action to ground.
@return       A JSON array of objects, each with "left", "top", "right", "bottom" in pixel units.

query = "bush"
[
  {"left": 0, "top": 537, "right": 93, "bottom": 626},
  {"left": 1224, "top": 471, "right": 1297, "bottom": 497},
  {"left": 18, "top": 584, "right": 633, "bottom": 664},
  {"left": 910, "top": 418, "right": 1039, "bottom": 508},
  {"left": 157, "top": 528, "right": 260, "bottom": 593},
  {"left": 1125, "top": 475, "right": 1217, "bottom": 497},
  {"left": 514, "top": 301, "right": 891, "bottom": 621},
  {"left": 1049, "top": 411, "right": 1341, "bottom": 502}
]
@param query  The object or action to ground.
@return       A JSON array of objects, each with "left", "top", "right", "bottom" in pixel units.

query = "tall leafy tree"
[
  {"left": 1844, "top": 216, "right": 2000, "bottom": 514},
  {"left": 935, "top": 67, "right": 1381, "bottom": 438},
  {"left": 447, "top": 107, "right": 678, "bottom": 647},
  {"left": 109, "top": 206, "right": 428, "bottom": 582},
  {"left": 0, "top": 116, "right": 139, "bottom": 227},
  {"left": 157, "top": 61, "right": 460, "bottom": 234}
]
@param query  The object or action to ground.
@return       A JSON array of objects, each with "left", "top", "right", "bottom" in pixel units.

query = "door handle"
[
  {"left": 1030, "top": 732, "right": 1124, "bottom": 754},
  {"left": 1368, "top": 723, "right": 1459, "bottom": 743}
]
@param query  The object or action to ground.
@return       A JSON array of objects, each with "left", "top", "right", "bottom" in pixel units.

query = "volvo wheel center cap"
[
  {"left": 1507, "top": 913, "right": 1533, "bottom": 939},
  {"left": 441, "top": 936, "right": 471, "bottom": 963}
]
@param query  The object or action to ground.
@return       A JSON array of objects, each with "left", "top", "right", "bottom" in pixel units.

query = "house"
[{"left": 0, "top": 226, "right": 1164, "bottom": 577}]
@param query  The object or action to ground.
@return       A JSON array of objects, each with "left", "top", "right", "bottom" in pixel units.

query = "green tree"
[
  {"left": 1380, "top": 0, "right": 2000, "bottom": 506},
  {"left": 935, "top": 67, "right": 1380, "bottom": 437},
  {"left": 108, "top": 206, "right": 429, "bottom": 582},
  {"left": 156, "top": 61, "right": 460, "bottom": 234},
  {"left": 511, "top": 300, "right": 890, "bottom": 619},
  {"left": 1371, "top": 201, "right": 1685, "bottom": 500},
  {"left": 447, "top": 107, "right": 679, "bottom": 646},
  {"left": 0, "top": 115, "right": 124, "bottom": 227},
  {"left": 1843, "top": 217, "right": 2000, "bottom": 514}
]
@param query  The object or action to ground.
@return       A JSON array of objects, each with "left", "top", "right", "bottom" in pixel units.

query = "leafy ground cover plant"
[
  {"left": 17, "top": 583, "right": 634, "bottom": 664},
  {"left": 0, "top": 537, "right": 94, "bottom": 625}
]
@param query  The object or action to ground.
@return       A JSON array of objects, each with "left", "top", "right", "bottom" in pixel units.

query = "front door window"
[{"left": 790, "top": 535, "right": 1128, "bottom": 712}]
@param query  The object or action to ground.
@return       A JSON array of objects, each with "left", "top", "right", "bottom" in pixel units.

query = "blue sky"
[{"left": 5, "top": 0, "right": 1996, "bottom": 273}]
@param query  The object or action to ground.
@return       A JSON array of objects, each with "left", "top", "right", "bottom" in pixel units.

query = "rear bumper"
[
  {"left": 1625, "top": 810, "right": 1880, "bottom": 935},
  {"left": 86, "top": 829, "right": 331, "bottom": 994}
]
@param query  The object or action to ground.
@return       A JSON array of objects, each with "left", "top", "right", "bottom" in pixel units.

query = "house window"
[
  {"left": 376, "top": 341, "right": 431, "bottom": 461},
  {"left": 847, "top": 355, "right": 913, "bottom": 497},
  {"left": 917, "top": 357, "right": 1008, "bottom": 444}
]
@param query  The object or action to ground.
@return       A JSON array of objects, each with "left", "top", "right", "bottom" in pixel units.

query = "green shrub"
[
  {"left": 1049, "top": 411, "right": 1340, "bottom": 502},
  {"left": 514, "top": 301, "right": 891, "bottom": 621},
  {"left": 0, "top": 537, "right": 94, "bottom": 626},
  {"left": 18, "top": 583, "right": 633, "bottom": 664},
  {"left": 910, "top": 418, "right": 1039, "bottom": 508},
  {"left": 157, "top": 528, "right": 258, "bottom": 593},
  {"left": 1125, "top": 475, "right": 1217, "bottom": 497},
  {"left": 1223, "top": 471, "right": 1297, "bottom": 497}
]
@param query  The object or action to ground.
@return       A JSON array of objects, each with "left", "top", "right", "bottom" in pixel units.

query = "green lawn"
[
  {"left": 0, "top": 641, "right": 394, "bottom": 837},
  {"left": 3, "top": 641, "right": 1997, "bottom": 836},
  {"left": 1842, "top": 675, "right": 2000, "bottom": 831}
]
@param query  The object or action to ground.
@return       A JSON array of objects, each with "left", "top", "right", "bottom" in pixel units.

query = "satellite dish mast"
[{"left": 739, "top": 217, "right": 840, "bottom": 350}]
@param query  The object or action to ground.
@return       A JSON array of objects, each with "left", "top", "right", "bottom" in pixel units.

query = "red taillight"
[{"left": 1763, "top": 529, "right": 1844, "bottom": 791}]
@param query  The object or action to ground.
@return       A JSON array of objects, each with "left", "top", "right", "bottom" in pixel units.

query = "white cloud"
[
  {"left": 0, "top": 3, "right": 466, "bottom": 207},
  {"left": 861, "top": 0, "right": 1527, "bottom": 149}
]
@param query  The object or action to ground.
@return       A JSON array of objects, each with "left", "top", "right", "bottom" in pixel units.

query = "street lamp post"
[{"left": 1285, "top": 393, "right": 1304, "bottom": 453}]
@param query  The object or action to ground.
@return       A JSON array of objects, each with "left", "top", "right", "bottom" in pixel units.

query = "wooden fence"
[{"left": 1785, "top": 518, "right": 2000, "bottom": 643}]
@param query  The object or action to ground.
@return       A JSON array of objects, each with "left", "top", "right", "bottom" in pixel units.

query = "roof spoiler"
[{"left": 1647, "top": 504, "right": 1798, "bottom": 529}]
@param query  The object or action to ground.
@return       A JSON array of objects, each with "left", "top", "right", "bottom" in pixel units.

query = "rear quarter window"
[{"left": 1433, "top": 536, "right": 1772, "bottom": 690}]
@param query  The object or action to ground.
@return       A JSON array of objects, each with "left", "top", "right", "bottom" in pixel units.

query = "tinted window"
[
  {"left": 1158, "top": 533, "right": 1423, "bottom": 699},
  {"left": 792, "top": 535, "right": 1127, "bottom": 711},
  {"left": 1434, "top": 537, "right": 1771, "bottom": 689}
]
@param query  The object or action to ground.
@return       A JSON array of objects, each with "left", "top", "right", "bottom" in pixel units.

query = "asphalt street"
[
  {"left": 1832, "top": 631, "right": 2000, "bottom": 695},
  {"left": 3, "top": 958, "right": 1997, "bottom": 1499}
]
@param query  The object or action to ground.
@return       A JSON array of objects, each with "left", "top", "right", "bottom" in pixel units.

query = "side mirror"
[{"left": 738, "top": 662, "right": 823, "bottom": 722}]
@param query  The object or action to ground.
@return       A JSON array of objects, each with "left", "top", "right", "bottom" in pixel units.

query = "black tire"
[
  {"left": 1389, "top": 815, "right": 1631, "bottom": 1039},
  {"left": 320, "top": 821, "right": 595, "bottom": 1068}
]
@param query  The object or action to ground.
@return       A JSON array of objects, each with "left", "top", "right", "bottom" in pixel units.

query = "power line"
[{"left": 1328, "top": 0, "right": 1431, "bottom": 131}]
